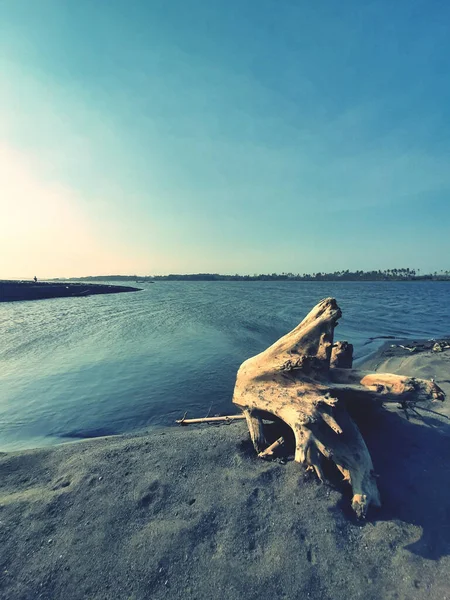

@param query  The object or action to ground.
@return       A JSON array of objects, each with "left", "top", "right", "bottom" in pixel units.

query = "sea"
[{"left": 1, "top": 280, "right": 449, "bottom": 451}]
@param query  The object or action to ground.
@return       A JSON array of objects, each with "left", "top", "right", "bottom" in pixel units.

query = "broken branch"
[
  {"left": 176, "top": 414, "right": 246, "bottom": 425},
  {"left": 258, "top": 437, "right": 285, "bottom": 458}
]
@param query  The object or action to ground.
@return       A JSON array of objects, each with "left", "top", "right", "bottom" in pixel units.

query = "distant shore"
[
  {"left": 53, "top": 272, "right": 450, "bottom": 283},
  {"left": 0, "top": 342, "right": 449, "bottom": 599},
  {"left": 0, "top": 280, "right": 142, "bottom": 303}
]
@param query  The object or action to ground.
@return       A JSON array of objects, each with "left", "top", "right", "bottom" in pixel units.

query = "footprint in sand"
[
  {"left": 51, "top": 477, "right": 71, "bottom": 491},
  {"left": 137, "top": 479, "right": 165, "bottom": 510}
]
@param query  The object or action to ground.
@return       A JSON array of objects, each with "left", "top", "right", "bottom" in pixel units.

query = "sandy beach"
[{"left": 1, "top": 343, "right": 449, "bottom": 600}]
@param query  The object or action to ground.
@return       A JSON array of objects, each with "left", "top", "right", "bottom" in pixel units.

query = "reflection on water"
[{"left": 1, "top": 281, "right": 449, "bottom": 451}]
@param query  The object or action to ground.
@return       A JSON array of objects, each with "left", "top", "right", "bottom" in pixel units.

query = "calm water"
[{"left": 1, "top": 281, "right": 449, "bottom": 451}]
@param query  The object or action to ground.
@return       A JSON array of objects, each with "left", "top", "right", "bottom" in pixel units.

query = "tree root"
[{"left": 232, "top": 297, "right": 445, "bottom": 517}]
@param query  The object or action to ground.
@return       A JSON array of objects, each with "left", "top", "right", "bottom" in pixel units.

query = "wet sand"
[{"left": 1, "top": 344, "right": 449, "bottom": 600}]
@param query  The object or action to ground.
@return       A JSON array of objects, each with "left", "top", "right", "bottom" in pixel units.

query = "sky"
[{"left": 1, "top": 0, "right": 449, "bottom": 278}]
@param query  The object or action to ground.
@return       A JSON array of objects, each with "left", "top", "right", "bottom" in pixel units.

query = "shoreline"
[
  {"left": 0, "top": 280, "right": 142, "bottom": 303},
  {"left": 1, "top": 345, "right": 449, "bottom": 599},
  {"left": 57, "top": 278, "right": 450, "bottom": 283}
]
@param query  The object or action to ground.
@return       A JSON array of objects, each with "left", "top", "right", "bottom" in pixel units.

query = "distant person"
[{"left": 33, "top": 276, "right": 37, "bottom": 283}]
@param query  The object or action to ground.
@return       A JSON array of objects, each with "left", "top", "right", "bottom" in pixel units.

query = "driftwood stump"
[{"left": 232, "top": 298, "right": 445, "bottom": 518}]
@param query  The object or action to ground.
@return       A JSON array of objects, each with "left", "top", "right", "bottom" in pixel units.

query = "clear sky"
[{"left": 1, "top": 0, "right": 449, "bottom": 278}]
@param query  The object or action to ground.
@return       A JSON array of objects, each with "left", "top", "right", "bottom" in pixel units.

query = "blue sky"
[{"left": 1, "top": 0, "right": 449, "bottom": 277}]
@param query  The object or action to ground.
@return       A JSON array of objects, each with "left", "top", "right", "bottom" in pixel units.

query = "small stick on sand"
[
  {"left": 258, "top": 436, "right": 285, "bottom": 458},
  {"left": 176, "top": 414, "right": 246, "bottom": 425},
  {"left": 398, "top": 344, "right": 417, "bottom": 353}
]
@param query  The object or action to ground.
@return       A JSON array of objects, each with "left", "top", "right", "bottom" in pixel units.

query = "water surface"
[{"left": 1, "top": 281, "right": 449, "bottom": 451}]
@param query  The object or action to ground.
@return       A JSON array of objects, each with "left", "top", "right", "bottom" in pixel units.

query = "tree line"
[{"left": 58, "top": 269, "right": 450, "bottom": 282}]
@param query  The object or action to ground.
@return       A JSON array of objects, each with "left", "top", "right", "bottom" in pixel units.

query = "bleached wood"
[
  {"left": 331, "top": 340, "right": 353, "bottom": 368},
  {"left": 232, "top": 297, "right": 445, "bottom": 518},
  {"left": 176, "top": 415, "right": 246, "bottom": 425},
  {"left": 258, "top": 437, "right": 285, "bottom": 458}
]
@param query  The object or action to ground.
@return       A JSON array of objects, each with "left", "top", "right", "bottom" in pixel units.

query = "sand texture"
[{"left": 1, "top": 346, "right": 449, "bottom": 600}]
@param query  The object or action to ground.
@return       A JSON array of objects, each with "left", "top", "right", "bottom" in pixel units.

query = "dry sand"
[{"left": 1, "top": 344, "right": 449, "bottom": 600}]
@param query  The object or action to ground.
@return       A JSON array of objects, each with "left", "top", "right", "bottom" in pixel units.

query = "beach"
[{"left": 1, "top": 344, "right": 449, "bottom": 600}]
